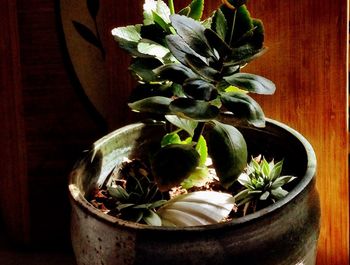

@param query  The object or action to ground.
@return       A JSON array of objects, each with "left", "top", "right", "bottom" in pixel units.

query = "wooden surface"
[
  {"left": 245, "top": 1, "right": 349, "bottom": 264},
  {"left": 0, "top": 0, "right": 30, "bottom": 243},
  {"left": 0, "top": 0, "right": 106, "bottom": 246},
  {"left": 0, "top": 0, "right": 348, "bottom": 263}
]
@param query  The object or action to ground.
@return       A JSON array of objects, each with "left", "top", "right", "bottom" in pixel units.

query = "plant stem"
[
  {"left": 168, "top": 0, "right": 175, "bottom": 15},
  {"left": 229, "top": 8, "right": 237, "bottom": 47},
  {"left": 192, "top": 122, "right": 205, "bottom": 145}
]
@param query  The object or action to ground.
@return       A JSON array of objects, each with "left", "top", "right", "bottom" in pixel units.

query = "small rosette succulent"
[{"left": 234, "top": 156, "right": 297, "bottom": 215}]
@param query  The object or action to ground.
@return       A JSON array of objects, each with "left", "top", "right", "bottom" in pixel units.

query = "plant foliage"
[{"left": 111, "top": 0, "right": 281, "bottom": 224}]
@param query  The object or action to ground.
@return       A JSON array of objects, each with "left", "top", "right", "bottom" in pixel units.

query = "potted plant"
[{"left": 68, "top": 0, "right": 320, "bottom": 264}]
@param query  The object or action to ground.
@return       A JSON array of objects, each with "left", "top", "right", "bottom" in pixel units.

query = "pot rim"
[{"left": 68, "top": 118, "right": 316, "bottom": 231}]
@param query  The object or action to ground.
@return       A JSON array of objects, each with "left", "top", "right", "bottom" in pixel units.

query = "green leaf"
[
  {"left": 137, "top": 40, "right": 170, "bottom": 60},
  {"left": 108, "top": 185, "right": 129, "bottom": 200},
  {"left": 271, "top": 176, "right": 297, "bottom": 189},
  {"left": 153, "top": 11, "right": 170, "bottom": 31},
  {"left": 129, "top": 58, "right": 162, "bottom": 82},
  {"left": 188, "top": 0, "right": 204, "bottom": 20},
  {"left": 143, "top": 0, "right": 171, "bottom": 25},
  {"left": 261, "top": 158, "right": 270, "bottom": 177},
  {"left": 221, "top": 92, "right": 266, "bottom": 127},
  {"left": 237, "top": 173, "right": 252, "bottom": 187},
  {"left": 170, "top": 14, "right": 213, "bottom": 58},
  {"left": 165, "top": 115, "right": 198, "bottom": 136},
  {"left": 224, "top": 73, "right": 276, "bottom": 95},
  {"left": 144, "top": 210, "right": 162, "bottom": 226},
  {"left": 259, "top": 191, "right": 270, "bottom": 200},
  {"left": 183, "top": 78, "right": 217, "bottom": 100},
  {"left": 128, "top": 96, "right": 172, "bottom": 114},
  {"left": 271, "top": 187, "right": 289, "bottom": 200},
  {"left": 212, "top": 9, "right": 228, "bottom": 40},
  {"left": 165, "top": 34, "right": 206, "bottom": 66},
  {"left": 204, "top": 28, "right": 231, "bottom": 59},
  {"left": 230, "top": 45, "right": 266, "bottom": 66},
  {"left": 195, "top": 135, "right": 208, "bottom": 166},
  {"left": 161, "top": 132, "right": 182, "bottom": 147},
  {"left": 112, "top": 25, "right": 142, "bottom": 43},
  {"left": 181, "top": 166, "right": 210, "bottom": 189},
  {"left": 207, "top": 122, "right": 248, "bottom": 189},
  {"left": 151, "top": 144, "right": 200, "bottom": 191},
  {"left": 154, "top": 63, "right": 197, "bottom": 83},
  {"left": 150, "top": 199, "right": 168, "bottom": 208},
  {"left": 269, "top": 160, "right": 284, "bottom": 181},
  {"left": 169, "top": 98, "right": 220, "bottom": 121},
  {"left": 185, "top": 54, "right": 220, "bottom": 81}
]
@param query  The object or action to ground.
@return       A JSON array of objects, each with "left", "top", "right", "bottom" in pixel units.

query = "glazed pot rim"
[{"left": 68, "top": 118, "right": 317, "bottom": 231}]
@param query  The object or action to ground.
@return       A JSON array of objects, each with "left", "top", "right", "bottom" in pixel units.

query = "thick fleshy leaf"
[
  {"left": 204, "top": 28, "right": 231, "bottom": 59},
  {"left": 224, "top": 73, "right": 276, "bottom": 95},
  {"left": 129, "top": 58, "right": 162, "bottom": 82},
  {"left": 165, "top": 115, "right": 198, "bottom": 136},
  {"left": 185, "top": 54, "right": 220, "bottom": 81},
  {"left": 144, "top": 210, "right": 162, "bottom": 226},
  {"left": 183, "top": 78, "right": 217, "bottom": 100},
  {"left": 170, "top": 98, "right": 220, "bottom": 121},
  {"left": 221, "top": 92, "right": 265, "bottom": 127},
  {"left": 230, "top": 45, "right": 266, "bottom": 66},
  {"left": 154, "top": 63, "right": 197, "bottom": 84},
  {"left": 188, "top": 0, "right": 204, "bottom": 20},
  {"left": 181, "top": 167, "right": 210, "bottom": 189},
  {"left": 112, "top": 25, "right": 142, "bottom": 43},
  {"left": 161, "top": 132, "right": 182, "bottom": 147},
  {"left": 143, "top": 0, "right": 171, "bottom": 25},
  {"left": 153, "top": 11, "right": 170, "bottom": 31},
  {"left": 128, "top": 96, "right": 172, "bottom": 114},
  {"left": 271, "top": 187, "right": 289, "bottom": 200},
  {"left": 157, "top": 191, "right": 235, "bottom": 226},
  {"left": 212, "top": 8, "right": 228, "bottom": 40},
  {"left": 140, "top": 24, "right": 166, "bottom": 44},
  {"left": 108, "top": 185, "right": 129, "bottom": 200},
  {"left": 170, "top": 14, "right": 213, "bottom": 58},
  {"left": 112, "top": 25, "right": 145, "bottom": 56},
  {"left": 165, "top": 35, "right": 207, "bottom": 66},
  {"left": 151, "top": 144, "right": 200, "bottom": 191},
  {"left": 195, "top": 135, "right": 208, "bottom": 166},
  {"left": 269, "top": 160, "right": 284, "bottom": 181},
  {"left": 207, "top": 122, "right": 248, "bottom": 189},
  {"left": 137, "top": 40, "right": 170, "bottom": 60},
  {"left": 221, "top": 5, "right": 254, "bottom": 47},
  {"left": 271, "top": 176, "right": 297, "bottom": 189}
]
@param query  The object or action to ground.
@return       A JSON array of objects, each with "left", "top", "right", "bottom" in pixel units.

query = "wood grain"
[
  {"left": 0, "top": 0, "right": 348, "bottom": 263},
  {"left": 245, "top": 1, "right": 349, "bottom": 264},
  {"left": 0, "top": 0, "right": 30, "bottom": 243}
]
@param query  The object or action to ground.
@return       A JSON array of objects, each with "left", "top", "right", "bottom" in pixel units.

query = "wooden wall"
[
  {"left": 0, "top": 0, "right": 348, "bottom": 264},
  {"left": 0, "top": 0, "right": 106, "bottom": 246}
]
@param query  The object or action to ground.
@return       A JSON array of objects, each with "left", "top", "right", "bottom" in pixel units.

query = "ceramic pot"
[{"left": 69, "top": 117, "right": 320, "bottom": 265}]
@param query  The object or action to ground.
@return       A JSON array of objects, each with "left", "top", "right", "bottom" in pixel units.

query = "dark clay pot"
[{"left": 69, "top": 117, "right": 320, "bottom": 265}]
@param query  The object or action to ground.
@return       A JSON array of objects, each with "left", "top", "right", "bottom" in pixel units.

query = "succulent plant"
[
  {"left": 111, "top": 0, "right": 279, "bottom": 224},
  {"left": 106, "top": 159, "right": 167, "bottom": 225},
  {"left": 234, "top": 156, "right": 297, "bottom": 215}
]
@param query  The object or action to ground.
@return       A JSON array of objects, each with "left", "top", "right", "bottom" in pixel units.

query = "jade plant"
[{"left": 99, "top": 0, "right": 295, "bottom": 226}]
